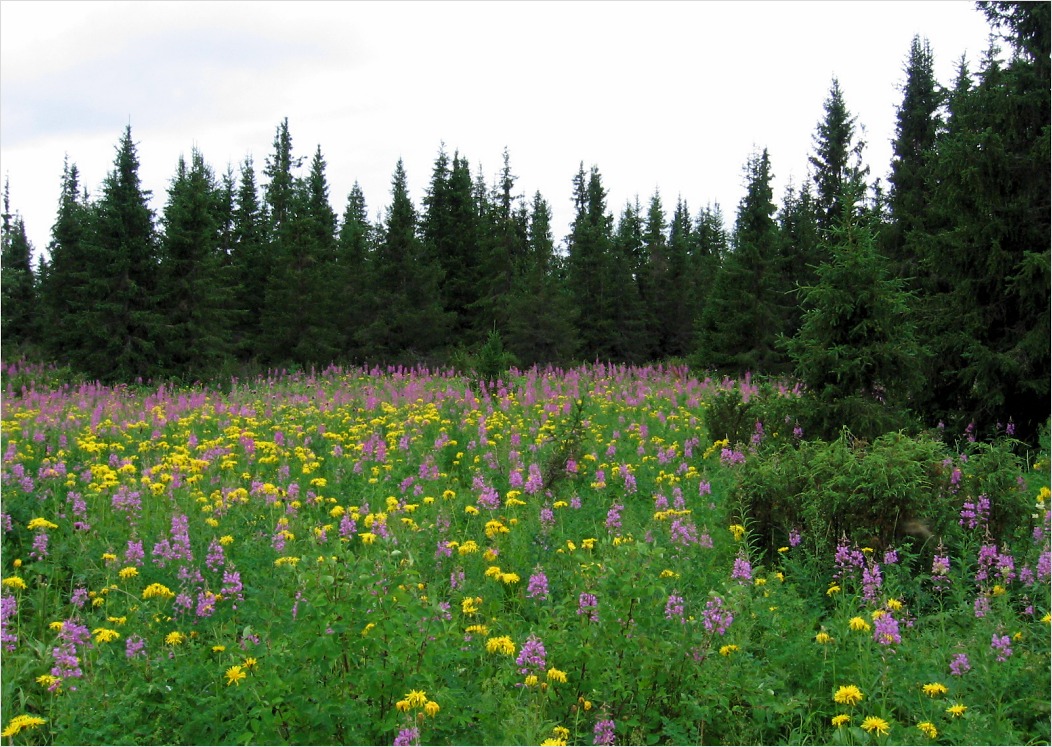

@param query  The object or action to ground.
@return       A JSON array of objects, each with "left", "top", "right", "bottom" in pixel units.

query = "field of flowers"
[{"left": 1, "top": 362, "right": 1049, "bottom": 745}]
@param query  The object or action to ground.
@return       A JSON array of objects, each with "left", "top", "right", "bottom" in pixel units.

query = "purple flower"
[
  {"left": 30, "top": 532, "right": 49, "bottom": 560},
  {"left": 1, "top": 595, "right": 17, "bottom": 651},
  {"left": 205, "top": 540, "right": 225, "bottom": 572},
  {"left": 720, "top": 448, "right": 745, "bottom": 466},
  {"left": 873, "top": 613, "right": 901, "bottom": 646},
  {"left": 124, "top": 540, "right": 145, "bottom": 567},
  {"left": 539, "top": 506, "right": 555, "bottom": 531},
  {"left": 593, "top": 718, "right": 616, "bottom": 746},
  {"left": 991, "top": 633, "right": 1012, "bottom": 662},
  {"left": 515, "top": 634, "right": 547, "bottom": 676},
  {"left": 126, "top": 634, "right": 146, "bottom": 659},
  {"left": 974, "top": 595, "right": 990, "bottom": 619},
  {"left": 669, "top": 517, "right": 699, "bottom": 547},
  {"left": 664, "top": 594, "right": 686, "bottom": 624},
  {"left": 1037, "top": 550, "right": 1051, "bottom": 582},
  {"left": 577, "top": 592, "right": 599, "bottom": 623},
  {"left": 883, "top": 548, "right": 898, "bottom": 565},
  {"left": 731, "top": 553, "right": 753, "bottom": 585},
  {"left": 701, "top": 596, "right": 733, "bottom": 636},
  {"left": 949, "top": 652, "right": 971, "bottom": 676},
  {"left": 527, "top": 570, "right": 549, "bottom": 600},
  {"left": 788, "top": 528, "right": 802, "bottom": 547},
  {"left": 393, "top": 726, "right": 419, "bottom": 746},
  {"left": 862, "top": 562, "right": 883, "bottom": 603},
  {"left": 70, "top": 587, "right": 88, "bottom": 609},
  {"left": 605, "top": 503, "right": 623, "bottom": 533}
]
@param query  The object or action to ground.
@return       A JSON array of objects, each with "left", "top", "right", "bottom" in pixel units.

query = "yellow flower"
[
  {"left": 225, "top": 665, "right": 247, "bottom": 686},
  {"left": 778, "top": 546, "right": 789, "bottom": 553},
  {"left": 1, "top": 715, "right": 47, "bottom": 738},
  {"left": 719, "top": 644, "right": 740, "bottom": 656},
  {"left": 212, "top": 645, "right": 226, "bottom": 653},
  {"left": 660, "top": 569, "right": 679, "bottom": 578},
  {"left": 465, "top": 624, "right": 489, "bottom": 635},
  {"left": 395, "top": 700, "right": 411, "bottom": 712},
  {"left": 1042, "top": 613, "right": 1051, "bottom": 624},
  {"left": 92, "top": 628, "right": 120, "bottom": 644},
  {"left": 461, "top": 597, "right": 481, "bottom": 615},
  {"left": 1, "top": 576, "right": 26, "bottom": 591},
  {"left": 831, "top": 714, "right": 850, "bottom": 728},
  {"left": 849, "top": 616, "right": 871, "bottom": 632},
  {"left": 219, "top": 535, "right": 234, "bottom": 546},
  {"left": 465, "top": 505, "right": 479, "bottom": 515},
  {"left": 922, "top": 682, "right": 948, "bottom": 698},
  {"left": 359, "top": 532, "right": 377, "bottom": 544},
  {"left": 946, "top": 703, "right": 967, "bottom": 717},
  {"left": 539, "top": 740, "right": 566, "bottom": 747},
  {"left": 886, "top": 598, "right": 903, "bottom": 611},
  {"left": 553, "top": 726, "right": 570, "bottom": 741},
  {"left": 48, "top": 621, "right": 64, "bottom": 632},
  {"left": 860, "top": 716, "right": 890, "bottom": 736},
  {"left": 815, "top": 632, "right": 834, "bottom": 645},
  {"left": 27, "top": 518, "right": 58, "bottom": 531},
  {"left": 35, "top": 674, "right": 60, "bottom": 689},
  {"left": 917, "top": 721, "right": 938, "bottom": 739},
  {"left": 833, "top": 684, "right": 864, "bottom": 706},
  {"left": 361, "top": 622, "right": 376, "bottom": 637},
  {"left": 826, "top": 584, "right": 841, "bottom": 596},
  {"left": 143, "top": 583, "right": 175, "bottom": 599},
  {"left": 500, "top": 573, "right": 520, "bottom": 585},
  {"left": 424, "top": 700, "right": 440, "bottom": 717},
  {"left": 101, "top": 553, "right": 118, "bottom": 563},
  {"left": 118, "top": 566, "right": 139, "bottom": 580},
  {"left": 547, "top": 667, "right": 568, "bottom": 683},
  {"left": 405, "top": 689, "right": 428, "bottom": 708},
  {"left": 485, "top": 636, "right": 515, "bottom": 655},
  {"left": 164, "top": 631, "right": 186, "bottom": 646},
  {"left": 524, "top": 674, "right": 539, "bottom": 687},
  {"left": 729, "top": 524, "right": 746, "bottom": 541}
]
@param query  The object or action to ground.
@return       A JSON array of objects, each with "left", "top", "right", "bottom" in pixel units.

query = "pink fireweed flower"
[
  {"left": 605, "top": 503, "right": 624, "bottom": 533},
  {"left": 731, "top": 552, "right": 753, "bottom": 585},
  {"left": 593, "top": 718, "right": 616, "bottom": 746},
  {"left": 991, "top": 634, "right": 1012, "bottom": 662},
  {"left": 665, "top": 594, "right": 686, "bottom": 624},
  {"left": 701, "top": 596, "right": 733, "bottom": 635},
  {"left": 577, "top": 593, "right": 599, "bottom": 623},
  {"left": 527, "top": 570, "right": 549, "bottom": 600},
  {"left": 515, "top": 634, "right": 547, "bottom": 678},
  {"left": 949, "top": 652, "right": 970, "bottom": 676},
  {"left": 873, "top": 612, "right": 901, "bottom": 646}
]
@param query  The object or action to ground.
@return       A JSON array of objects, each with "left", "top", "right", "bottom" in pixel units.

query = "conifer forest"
[{"left": 0, "top": 4, "right": 1050, "bottom": 745}]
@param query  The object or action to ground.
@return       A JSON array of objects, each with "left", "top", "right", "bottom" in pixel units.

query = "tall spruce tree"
[
  {"left": 914, "top": 2, "right": 1050, "bottom": 441},
  {"left": 694, "top": 148, "right": 784, "bottom": 373},
  {"left": 663, "top": 198, "right": 695, "bottom": 357},
  {"left": 228, "top": 157, "right": 267, "bottom": 361},
  {"left": 336, "top": 182, "right": 373, "bottom": 362},
  {"left": 39, "top": 159, "right": 92, "bottom": 366},
  {"left": 1, "top": 181, "right": 37, "bottom": 348},
  {"left": 80, "top": 126, "right": 161, "bottom": 381},
  {"left": 783, "top": 185, "right": 926, "bottom": 439},
  {"left": 809, "top": 78, "right": 869, "bottom": 233},
  {"left": 505, "top": 191, "right": 579, "bottom": 365},
  {"left": 156, "top": 149, "right": 232, "bottom": 378},
  {"left": 886, "top": 36, "right": 943, "bottom": 274},
  {"left": 776, "top": 180, "right": 821, "bottom": 340}
]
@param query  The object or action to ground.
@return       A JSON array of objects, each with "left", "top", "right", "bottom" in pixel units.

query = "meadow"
[{"left": 1, "top": 361, "right": 1048, "bottom": 745}]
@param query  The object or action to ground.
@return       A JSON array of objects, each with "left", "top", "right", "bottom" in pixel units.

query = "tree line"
[{"left": 2, "top": 1, "right": 1048, "bottom": 441}]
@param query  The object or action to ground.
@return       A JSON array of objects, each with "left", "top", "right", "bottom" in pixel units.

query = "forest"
[{"left": 1, "top": 1, "right": 1048, "bottom": 445}]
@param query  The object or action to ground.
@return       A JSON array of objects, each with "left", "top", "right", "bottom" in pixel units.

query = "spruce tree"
[
  {"left": 229, "top": 157, "right": 267, "bottom": 360},
  {"left": 336, "top": 182, "right": 373, "bottom": 362},
  {"left": 809, "top": 78, "right": 869, "bottom": 233},
  {"left": 156, "top": 149, "right": 232, "bottom": 379},
  {"left": 1, "top": 181, "right": 37, "bottom": 348},
  {"left": 694, "top": 149, "right": 784, "bottom": 374},
  {"left": 783, "top": 186, "right": 926, "bottom": 439},
  {"left": 80, "top": 126, "right": 161, "bottom": 382},
  {"left": 776, "top": 180, "right": 821, "bottom": 340}
]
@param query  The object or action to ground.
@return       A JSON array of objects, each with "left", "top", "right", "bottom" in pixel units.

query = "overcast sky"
[{"left": 1, "top": 1, "right": 995, "bottom": 258}]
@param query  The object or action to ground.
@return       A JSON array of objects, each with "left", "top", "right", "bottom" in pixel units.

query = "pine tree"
[
  {"left": 694, "top": 149, "right": 784, "bottom": 374},
  {"left": 336, "top": 181, "right": 373, "bottom": 362},
  {"left": 39, "top": 159, "right": 92, "bottom": 366},
  {"left": 776, "top": 180, "right": 821, "bottom": 340},
  {"left": 914, "top": 2, "right": 1050, "bottom": 441},
  {"left": 156, "top": 148, "right": 232, "bottom": 379},
  {"left": 505, "top": 192, "right": 579, "bottom": 365},
  {"left": 783, "top": 187, "right": 926, "bottom": 439},
  {"left": 1, "top": 181, "right": 37, "bottom": 348},
  {"left": 228, "top": 157, "right": 267, "bottom": 360},
  {"left": 80, "top": 126, "right": 162, "bottom": 381},
  {"left": 886, "top": 36, "right": 943, "bottom": 274},
  {"left": 809, "top": 78, "right": 869, "bottom": 232},
  {"left": 358, "top": 159, "right": 450, "bottom": 362},
  {"left": 663, "top": 198, "right": 695, "bottom": 357}
]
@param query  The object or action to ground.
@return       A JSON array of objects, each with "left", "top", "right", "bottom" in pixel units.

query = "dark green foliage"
[
  {"left": 77, "top": 126, "right": 162, "bottom": 382},
  {"left": 336, "top": 182, "right": 374, "bottom": 362},
  {"left": 912, "top": 3, "right": 1050, "bottom": 442},
  {"left": 694, "top": 149, "right": 785, "bottom": 374},
  {"left": 156, "top": 149, "right": 235, "bottom": 380},
  {"left": 775, "top": 181, "right": 821, "bottom": 340},
  {"left": 809, "top": 77, "right": 869, "bottom": 232},
  {"left": 1, "top": 181, "right": 37, "bottom": 347},
  {"left": 783, "top": 189, "right": 926, "bottom": 440},
  {"left": 504, "top": 192, "right": 578, "bottom": 366},
  {"left": 228, "top": 156, "right": 268, "bottom": 359}
]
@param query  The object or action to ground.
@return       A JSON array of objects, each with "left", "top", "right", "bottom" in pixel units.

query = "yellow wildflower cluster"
[
  {"left": 142, "top": 583, "right": 175, "bottom": 599},
  {"left": 1, "top": 715, "right": 46, "bottom": 738},
  {"left": 486, "top": 636, "right": 515, "bottom": 655},
  {"left": 922, "top": 682, "right": 949, "bottom": 698},
  {"left": 26, "top": 518, "right": 59, "bottom": 531},
  {"left": 2, "top": 576, "right": 27, "bottom": 591}
]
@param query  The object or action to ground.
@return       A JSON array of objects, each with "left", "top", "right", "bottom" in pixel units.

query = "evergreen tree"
[
  {"left": 80, "top": 126, "right": 161, "bottom": 381},
  {"left": 783, "top": 188, "right": 926, "bottom": 439},
  {"left": 690, "top": 203, "right": 728, "bottom": 317},
  {"left": 663, "top": 198, "right": 695, "bottom": 357},
  {"left": 39, "top": 159, "right": 92, "bottom": 366},
  {"left": 566, "top": 164, "right": 619, "bottom": 361},
  {"left": 637, "top": 193, "right": 666, "bottom": 358},
  {"left": 886, "top": 35, "right": 943, "bottom": 273},
  {"left": 809, "top": 78, "right": 869, "bottom": 232},
  {"left": 358, "top": 159, "right": 450, "bottom": 362},
  {"left": 694, "top": 149, "right": 784, "bottom": 373},
  {"left": 336, "top": 181, "right": 373, "bottom": 362},
  {"left": 914, "top": 3, "right": 1050, "bottom": 441},
  {"left": 505, "top": 192, "right": 579, "bottom": 365},
  {"left": 228, "top": 157, "right": 267, "bottom": 360},
  {"left": 1, "top": 181, "right": 37, "bottom": 348},
  {"left": 473, "top": 149, "right": 526, "bottom": 341},
  {"left": 776, "top": 180, "right": 821, "bottom": 339},
  {"left": 156, "top": 149, "right": 232, "bottom": 379}
]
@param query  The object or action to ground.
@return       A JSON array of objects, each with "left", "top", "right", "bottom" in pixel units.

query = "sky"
[{"left": 1, "top": 1, "right": 997, "bottom": 259}]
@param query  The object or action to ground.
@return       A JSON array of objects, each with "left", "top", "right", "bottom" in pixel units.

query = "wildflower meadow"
[{"left": 1, "top": 361, "right": 1048, "bottom": 745}]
